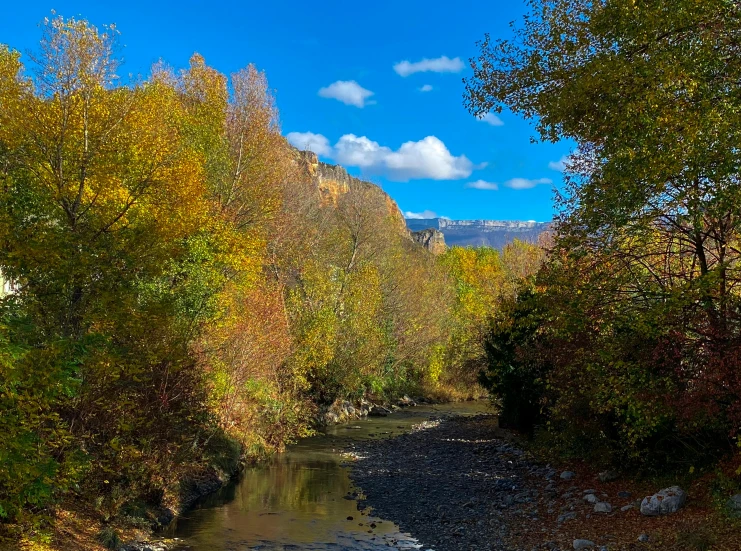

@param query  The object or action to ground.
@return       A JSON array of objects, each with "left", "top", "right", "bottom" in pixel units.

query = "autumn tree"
[
  {"left": 467, "top": 0, "right": 741, "bottom": 464},
  {"left": 0, "top": 15, "right": 299, "bottom": 522}
]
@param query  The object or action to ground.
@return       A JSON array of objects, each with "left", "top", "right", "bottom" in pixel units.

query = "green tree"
[{"left": 466, "top": 0, "right": 741, "bottom": 463}]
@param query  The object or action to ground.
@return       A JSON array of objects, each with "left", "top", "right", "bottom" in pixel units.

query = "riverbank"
[
  {"left": 347, "top": 414, "right": 544, "bottom": 550},
  {"left": 1, "top": 448, "right": 243, "bottom": 551},
  {"left": 165, "top": 401, "right": 491, "bottom": 550},
  {"left": 2, "top": 397, "right": 477, "bottom": 551},
  {"left": 347, "top": 414, "right": 741, "bottom": 551}
]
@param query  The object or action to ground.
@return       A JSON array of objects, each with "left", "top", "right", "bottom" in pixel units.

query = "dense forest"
[{"left": 0, "top": 16, "right": 542, "bottom": 545}]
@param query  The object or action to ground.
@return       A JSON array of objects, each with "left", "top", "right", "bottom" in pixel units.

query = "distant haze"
[{"left": 405, "top": 218, "right": 551, "bottom": 250}]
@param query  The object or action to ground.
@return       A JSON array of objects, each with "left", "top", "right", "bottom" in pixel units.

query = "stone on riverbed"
[
  {"left": 593, "top": 502, "right": 612, "bottom": 513},
  {"left": 558, "top": 511, "right": 577, "bottom": 523},
  {"left": 727, "top": 494, "right": 741, "bottom": 516},
  {"left": 560, "top": 471, "right": 576, "bottom": 480},
  {"left": 397, "top": 395, "right": 417, "bottom": 407},
  {"left": 121, "top": 543, "right": 170, "bottom": 551},
  {"left": 573, "top": 539, "right": 595, "bottom": 549},
  {"left": 598, "top": 470, "right": 619, "bottom": 483},
  {"left": 368, "top": 405, "right": 391, "bottom": 417},
  {"left": 640, "top": 486, "right": 687, "bottom": 516}
]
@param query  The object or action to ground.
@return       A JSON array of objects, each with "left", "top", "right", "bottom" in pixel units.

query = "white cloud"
[
  {"left": 504, "top": 177, "right": 552, "bottom": 190},
  {"left": 548, "top": 155, "right": 570, "bottom": 172},
  {"left": 286, "top": 131, "right": 332, "bottom": 156},
  {"left": 286, "top": 131, "right": 477, "bottom": 182},
  {"left": 393, "top": 56, "right": 464, "bottom": 77},
  {"left": 419, "top": 84, "right": 433, "bottom": 92},
  {"left": 332, "top": 135, "right": 389, "bottom": 168},
  {"left": 405, "top": 210, "right": 439, "bottom": 219},
  {"left": 478, "top": 112, "right": 504, "bottom": 126},
  {"left": 318, "top": 80, "right": 375, "bottom": 108},
  {"left": 334, "top": 134, "right": 474, "bottom": 181},
  {"left": 466, "top": 180, "right": 499, "bottom": 190}
]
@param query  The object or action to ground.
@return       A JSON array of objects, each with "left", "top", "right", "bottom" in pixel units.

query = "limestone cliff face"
[
  {"left": 293, "top": 148, "right": 408, "bottom": 234},
  {"left": 411, "top": 228, "right": 447, "bottom": 255}
]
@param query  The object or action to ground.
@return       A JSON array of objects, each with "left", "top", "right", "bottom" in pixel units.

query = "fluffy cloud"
[
  {"left": 287, "top": 132, "right": 476, "bottom": 181},
  {"left": 334, "top": 134, "right": 474, "bottom": 181},
  {"left": 393, "top": 56, "right": 464, "bottom": 77},
  {"left": 404, "top": 210, "right": 439, "bottom": 219},
  {"left": 504, "top": 177, "right": 552, "bottom": 190},
  {"left": 318, "top": 80, "right": 374, "bottom": 108},
  {"left": 548, "top": 155, "right": 570, "bottom": 172},
  {"left": 419, "top": 84, "right": 433, "bottom": 92},
  {"left": 466, "top": 180, "right": 499, "bottom": 190},
  {"left": 286, "top": 131, "right": 332, "bottom": 156},
  {"left": 478, "top": 112, "right": 504, "bottom": 126}
]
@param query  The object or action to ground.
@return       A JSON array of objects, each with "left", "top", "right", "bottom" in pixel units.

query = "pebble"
[
  {"left": 561, "top": 471, "right": 576, "bottom": 480},
  {"left": 598, "top": 470, "right": 619, "bottom": 483},
  {"left": 558, "top": 511, "right": 577, "bottom": 523},
  {"left": 638, "top": 534, "right": 649, "bottom": 542},
  {"left": 573, "top": 539, "right": 595, "bottom": 549},
  {"left": 594, "top": 502, "right": 612, "bottom": 513},
  {"left": 727, "top": 494, "right": 741, "bottom": 516}
]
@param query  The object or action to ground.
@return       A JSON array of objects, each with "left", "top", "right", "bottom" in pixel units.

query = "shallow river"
[{"left": 168, "top": 401, "right": 490, "bottom": 551}]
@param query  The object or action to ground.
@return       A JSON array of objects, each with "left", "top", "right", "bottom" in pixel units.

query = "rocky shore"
[
  {"left": 345, "top": 414, "right": 707, "bottom": 551},
  {"left": 346, "top": 414, "right": 547, "bottom": 550}
]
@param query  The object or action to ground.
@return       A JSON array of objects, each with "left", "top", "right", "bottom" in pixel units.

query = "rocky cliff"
[
  {"left": 406, "top": 218, "right": 551, "bottom": 250},
  {"left": 411, "top": 228, "right": 447, "bottom": 255},
  {"left": 293, "top": 149, "right": 408, "bottom": 233},
  {"left": 292, "top": 149, "right": 545, "bottom": 255}
]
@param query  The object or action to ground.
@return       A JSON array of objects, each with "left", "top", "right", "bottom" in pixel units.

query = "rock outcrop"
[
  {"left": 293, "top": 149, "right": 408, "bottom": 234},
  {"left": 411, "top": 228, "right": 446, "bottom": 255}
]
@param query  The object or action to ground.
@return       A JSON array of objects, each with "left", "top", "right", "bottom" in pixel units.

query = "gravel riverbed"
[{"left": 346, "top": 414, "right": 555, "bottom": 551}]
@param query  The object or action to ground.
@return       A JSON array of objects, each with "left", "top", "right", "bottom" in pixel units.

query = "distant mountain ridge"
[{"left": 405, "top": 218, "right": 551, "bottom": 250}]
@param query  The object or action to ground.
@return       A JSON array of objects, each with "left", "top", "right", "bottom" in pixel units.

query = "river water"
[{"left": 169, "top": 401, "right": 490, "bottom": 551}]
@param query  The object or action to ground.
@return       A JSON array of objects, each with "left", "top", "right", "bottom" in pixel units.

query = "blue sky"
[{"left": 1, "top": 1, "right": 574, "bottom": 221}]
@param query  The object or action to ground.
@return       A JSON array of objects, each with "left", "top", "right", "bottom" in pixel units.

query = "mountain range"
[{"left": 405, "top": 218, "right": 552, "bottom": 250}]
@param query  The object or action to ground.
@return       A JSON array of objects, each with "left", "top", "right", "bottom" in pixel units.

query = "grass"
[
  {"left": 96, "top": 527, "right": 120, "bottom": 550},
  {"left": 676, "top": 528, "right": 716, "bottom": 551}
]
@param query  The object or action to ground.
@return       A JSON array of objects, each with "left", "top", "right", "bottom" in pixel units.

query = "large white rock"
[{"left": 640, "top": 486, "right": 687, "bottom": 516}]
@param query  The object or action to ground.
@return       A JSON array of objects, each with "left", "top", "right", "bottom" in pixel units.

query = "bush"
[
  {"left": 481, "top": 287, "right": 551, "bottom": 434},
  {"left": 97, "top": 526, "right": 121, "bottom": 550}
]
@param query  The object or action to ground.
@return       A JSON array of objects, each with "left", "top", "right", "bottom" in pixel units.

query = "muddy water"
[{"left": 169, "top": 401, "right": 490, "bottom": 550}]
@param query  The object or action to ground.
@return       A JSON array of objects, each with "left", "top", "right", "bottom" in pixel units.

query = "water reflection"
[{"left": 170, "top": 402, "right": 490, "bottom": 550}]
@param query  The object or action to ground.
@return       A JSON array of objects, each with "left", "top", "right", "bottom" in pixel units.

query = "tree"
[
  {"left": 466, "top": 0, "right": 741, "bottom": 463},
  {"left": 466, "top": 0, "right": 741, "bottom": 330}
]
